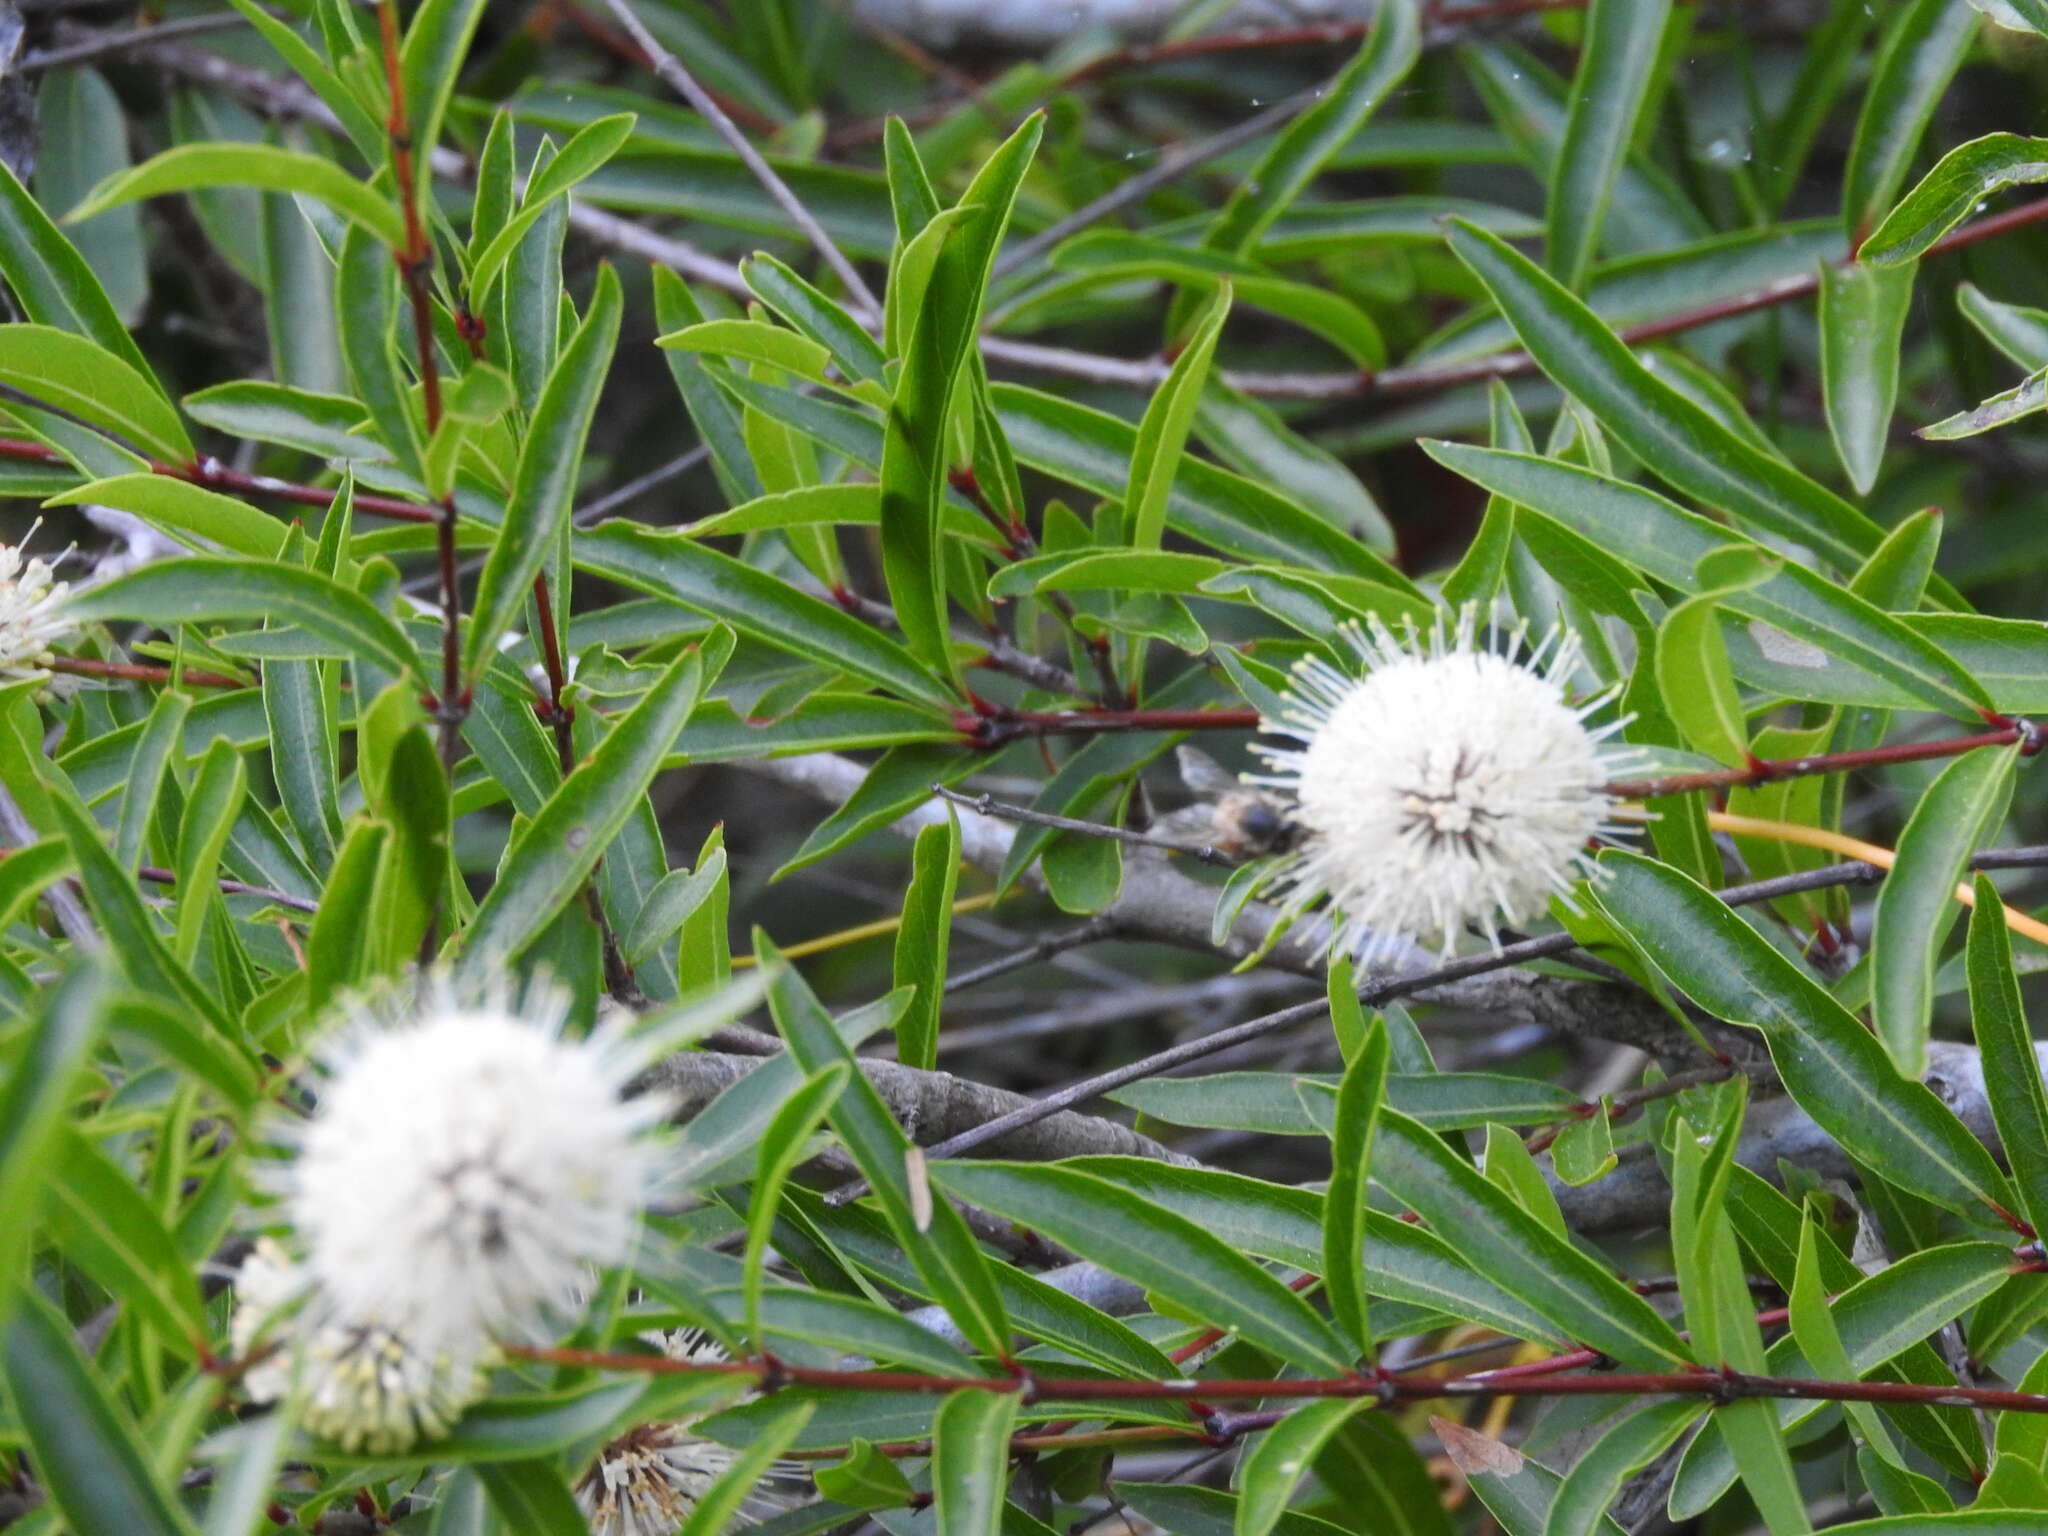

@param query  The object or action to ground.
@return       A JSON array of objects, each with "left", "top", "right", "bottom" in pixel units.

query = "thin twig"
[
  {"left": 572, "top": 445, "right": 712, "bottom": 526},
  {"left": 0, "top": 438, "right": 437, "bottom": 525},
  {"left": 943, "top": 916, "right": 1120, "bottom": 994},
  {"left": 598, "top": 0, "right": 881, "bottom": 319},
  {"left": 131, "top": 863, "right": 318, "bottom": 914},
  {"left": 991, "top": 90, "right": 1314, "bottom": 279},
  {"left": 26, "top": 11, "right": 251, "bottom": 71},
  {"left": 930, "top": 784, "right": 1234, "bottom": 866},
  {"left": 48, "top": 656, "right": 244, "bottom": 690}
]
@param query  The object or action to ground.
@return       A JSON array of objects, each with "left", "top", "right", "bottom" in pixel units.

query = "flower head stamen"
[{"left": 0, "top": 528, "right": 76, "bottom": 681}]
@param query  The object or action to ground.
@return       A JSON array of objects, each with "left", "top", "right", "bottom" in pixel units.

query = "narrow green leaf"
[
  {"left": 3, "top": 1288, "right": 199, "bottom": 1536},
  {"left": 461, "top": 646, "right": 711, "bottom": 963},
  {"left": 1543, "top": 1399, "right": 1703, "bottom": 1536},
  {"left": 1237, "top": 1401, "right": 1373, "bottom": 1536},
  {"left": 1372, "top": 1110, "right": 1690, "bottom": 1367},
  {"left": 1820, "top": 261, "right": 1915, "bottom": 493},
  {"left": 676, "top": 1401, "right": 814, "bottom": 1536},
  {"left": 0, "top": 323, "right": 191, "bottom": 464},
  {"left": 931, "top": 1389, "right": 1021, "bottom": 1536},
  {"left": 0, "top": 964, "right": 106, "bottom": 1326},
  {"left": 765, "top": 950, "right": 1012, "bottom": 1360},
  {"left": 1129, "top": 285, "right": 1231, "bottom": 552},
  {"left": 932, "top": 1160, "right": 1355, "bottom": 1373},
  {"left": 1920, "top": 366, "right": 2048, "bottom": 440},
  {"left": 467, "top": 114, "right": 635, "bottom": 307},
  {"left": 67, "top": 143, "right": 406, "bottom": 251},
  {"left": 0, "top": 153, "right": 154, "bottom": 382},
  {"left": 1442, "top": 221, "right": 1886, "bottom": 575},
  {"left": 46, "top": 474, "right": 288, "bottom": 558},
  {"left": 1322, "top": 1005, "right": 1387, "bottom": 1355},
  {"left": 46, "top": 1124, "right": 206, "bottom": 1350},
  {"left": 1871, "top": 745, "right": 2018, "bottom": 1075},
  {"left": 1864, "top": 132, "right": 2048, "bottom": 266},
  {"left": 1957, "top": 281, "right": 2048, "bottom": 368},
  {"left": 172, "top": 737, "right": 245, "bottom": 963},
  {"left": 1967, "top": 871, "right": 2048, "bottom": 1238},
  {"left": 67, "top": 559, "right": 421, "bottom": 684},
  {"left": 1546, "top": 0, "right": 1674, "bottom": 289},
  {"left": 114, "top": 690, "right": 191, "bottom": 872},
  {"left": 465, "top": 264, "right": 621, "bottom": 680},
  {"left": 893, "top": 812, "right": 960, "bottom": 1071},
  {"left": 1790, "top": 1213, "right": 1905, "bottom": 1466},
  {"left": 574, "top": 522, "right": 957, "bottom": 711},
  {"left": 473, "top": 1457, "right": 587, "bottom": 1535},
  {"left": 1843, "top": 0, "right": 1981, "bottom": 240},
  {"left": 1204, "top": 0, "right": 1420, "bottom": 255},
  {"left": 1595, "top": 850, "right": 2015, "bottom": 1221},
  {"left": 744, "top": 1063, "right": 849, "bottom": 1352}
]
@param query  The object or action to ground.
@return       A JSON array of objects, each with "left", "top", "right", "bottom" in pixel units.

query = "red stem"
[
  {"left": 1604, "top": 725, "right": 2033, "bottom": 800},
  {"left": 47, "top": 655, "right": 242, "bottom": 690},
  {"left": 507, "top": 1342, "right": 2048, "bottom": 1414},
  {"left": 0, "top": 438, "right": 437, "bottom": 525}
]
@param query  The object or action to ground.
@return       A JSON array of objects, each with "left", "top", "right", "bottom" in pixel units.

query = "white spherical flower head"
[
  {"left": 285, "top": 982, "right": 666, "bottom": 1358},
  {"left": 0, "top": 532, "right": 76, "bottom": 680},
  {"left": 230, "top": 1240, "right": 488, "bottom": 1454},
  {"left": 1252, "top": 610, "right": 1640, "bottom": 965}
]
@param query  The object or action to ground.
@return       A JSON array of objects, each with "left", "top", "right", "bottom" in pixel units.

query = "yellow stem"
[
  {"left": 1705, "top": 810, "right": 2048, "bottom": 947},
  {"left": 732, "top": 889, "right": 1002, "bottom": 968}
]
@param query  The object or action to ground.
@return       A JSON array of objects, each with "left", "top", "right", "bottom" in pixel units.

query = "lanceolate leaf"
[
  {"left": 0, "top": 324, "right": 191, "bottom": 464},
  {"left": 1128, "top": 285, "right": 1231, "bottom": 551},
  {"left": 1595, "top": 851, "right": 2016, "bottom": 1222},
  {"left": 460, "top": 645, "right": 714, "bottom": 964},
  {"left": 1862, "top": 132, "right": 2048, "bottom": 267},
  {"left": 1237, "top": 1401, "right": 1373, "bottom": 1536},
  {"left": 1543, "top": 1399, "right": 1705, "bottom": 1536},
  {"left": 1546, "top": 0, "right": 1675, "bottom": 289},
  {"left": 1442, "top": 221, "right": 1887, "bottom": 574},
  {"left": 1842, "top": 0, "right": 1981, "bottom": 240},
  {"left": 1869, "top": 744, "right": 2018, "bottom": 1076},
  {"left": 879, "top": 115, "right": 1043, "bottom": 679},
  {"left": 464, "top": 264, "right": 621, "bottom": 681},
  {"left": 1819, "top": 260, "right": 1915, "bottom": 493},
  {"left": 0, "top": 156, "right": 154, "bottom": 383},
  {"left": 931, "top": 1389, "right": 1021, "bottom": 1536},
  {"left": 1966, "top": 872, "right": 2048, "bottom": 1239},
  {"left": 67, "top": 144, "right": 406, "bottom": 252}
]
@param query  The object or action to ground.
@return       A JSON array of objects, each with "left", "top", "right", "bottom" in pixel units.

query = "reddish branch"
[
  {"left": 0, "top": 438, "right": 437, "bottom": 525},
  {"left": 47, "top": 655, "right": 243, "bottom": 690},
  {"left": 1604, "top": 722, "right": 2038, "bottom": 800}
]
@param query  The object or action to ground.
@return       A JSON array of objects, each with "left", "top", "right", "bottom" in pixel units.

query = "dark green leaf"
[
  {"left": 932, "top": 1389, "right": 1020, "bottom": 1536},
  {"left": 1546, "top": 0, "right": 1674, "bottom": 289}
]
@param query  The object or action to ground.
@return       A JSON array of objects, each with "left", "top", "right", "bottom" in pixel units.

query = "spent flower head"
[
  {"left": 1250, "top": 608, "right": 1641, "bottom": 966},
  {"left": 0, "top": 529, "right": 76, "bottom": 681},
  {"left": 575, "top": 1331, "right": 788, "bottom": 1536},
  {"left": 277, "top": 975, "right": 669, "bottom": 1360}
]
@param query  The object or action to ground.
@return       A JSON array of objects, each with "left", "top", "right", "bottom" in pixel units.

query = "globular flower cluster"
[
  {"left": 234, "top": 979, "right": 667, "bottom": 1454},
  {"left": 1250, "top": 608, "right": 1641, "bottom": 967},
  {"left": 0, "top": 533, "right": 76, "bottom": 681}
]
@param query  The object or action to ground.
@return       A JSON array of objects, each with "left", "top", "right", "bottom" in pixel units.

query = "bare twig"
[
  {"left": 27, "top": 11, "right": 250, "bottom": 71},
  {"left": 930, "top": 783, "right": 1235, "bottom": 866},
  {"left": 943, "top": 916, "right": 1120, "bottom": 994},
  {"left": 598, "top": 0, "right": 881, "bottom": 319}
]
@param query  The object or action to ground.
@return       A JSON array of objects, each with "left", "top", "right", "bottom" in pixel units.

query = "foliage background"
[{"left": 14, "top": 0, "right": 2048, "bottom": 1532}]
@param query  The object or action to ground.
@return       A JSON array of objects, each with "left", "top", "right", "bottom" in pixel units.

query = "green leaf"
[
  {"left": 744, "top": 1063, "right": 849, "bottom": 1353},
  {"left": 474, "top": 1457, "right": 588, "bottom": 1535},
  {"left": 182, "top": 381, "right": 385, "bottom": 462},
  {"left": 36, "top": 68, "right": 146, "bottom": 326},
  {"left": 1542, "top": 1399, "right": 1704, "bottom": 1536},
  {"left": 172, "top": 737, "right": 245, "bottom": 963},
  {"left": 1656, "top": 591, "right": 1751, "bottom": 767},
  {"left": 1546, "top": 0, "right": 1675, "bottom": 289},
  {"left": 45, "top": 1124, "right": 206, "bottom": 1350},
  {"left": 1237, "top": 1401, "right": 1373, "bottom": 1536},
  {"left": 893, "top": 812, "right": 960, "bottom": 1071},
  {"left": 1129, "top": 285, "right": 1231, "bottom": 552},
  {"left": 467, "top": 114, "right": 635, "bottom": 307},
  {"left": 1920, "top": 365, "right": 2048, "bottom": 440},
  {"left": 658, "top": 317, "right": 836, "bottom": 382},
  {"left": 1843, "top": 0, "right": 1981, "bottom": 240},
  {"left": 931, "top": 1388, "right": 1021, "bottom": 1536},
  {"left": 48, "top": 474, "right": 288, "bottom": 558},
  {"left": 0, "top": 323, "right": 191, "bottom": 464},
  {"left": 879, "top": 115, "right": 1043, "bottom": 678},
  {"left": 1203, "top": 0, "right": 1420, "bottom": 255},
  {"left": 1957, "top": 281, "right": 2048, "bottom": 368},
  {"left": 932, "top": 1160, "right": 1355, "bottom": 1372},
  {"left": 1819, "top": 260, "right": 1915, "bottom": 493},
  {"left": 1322, "top": 1004, "right": 1386, "bottom": 1355},
  {"left": 765, "top": 953, "right": 1011, "bottom": 1359},
  {"left": 1420, "top": 445, "right": 1987, "bottom": 716},
  {"left": 1595, "top": 851, "right": 2015, "bottom": 1221},
  {"left": 1441, "top": 222, "right": 1887, "bottom": 575},
  {"left": 465, "top": 265, "right": 620, "bottom": 681},
  {"left": 574, "top": 522, "right": 957, "bottom": 711},
  {"left": 67, "top": 559, "right": 422, "bottom": 684},
  {"left": 0, "top": 964, "right": 106, "bottom": 1326},
  {"left": 461, "top": 646, "right": 712, "bottom": 963},
  {"left": 815, "top": 1437, "right": 917, "bottom": 1510},
  {"left": 1871, "top": 745, "right": 2018, "bottom": 1075},
  {"left": 1789, "top": 1213, "right": 1907, "bottom": 1468},
  {"left": 3, "top": 1288, "right": 200, "bottom": 1536},
  {"left": 1118, "top": 1485, "right": 1348, "bottom": 1536},
  {"left": 1967, "top": 872, "right": 2048, "bottom": 1239},
  {"left": 1371, "top": 1110, "right": 1690, "bottom": 1367},
  {"left": 0, "top": 151, "right": 154, "bottom": 382},
  {"left": 1866, "top": 133, "right": 2048, "bottom": 267},
  {"left": 219, "top": 0, "right": 381, "bottom": 156},
  {"left": 67, "top": 143, "right": 406, "bottom": 252},
  {"left": 677, "top": 1401, "right": 814, "bottom": 1536},
  {"left": 742, "top": 252, "right": 889, "bottom": 384}
]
